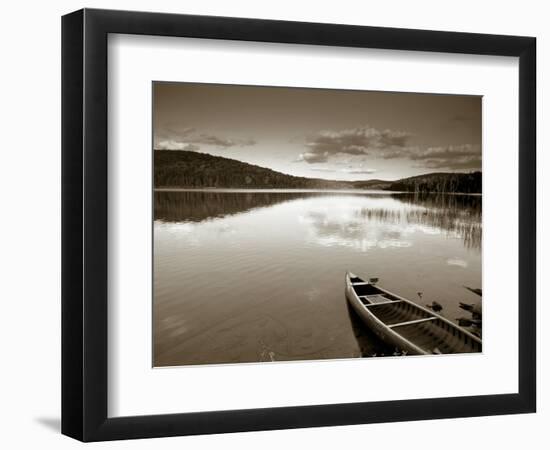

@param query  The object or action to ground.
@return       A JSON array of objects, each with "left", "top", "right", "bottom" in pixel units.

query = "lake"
[{"left": 153, "top": 190, "right": 482, "bottom": 366}]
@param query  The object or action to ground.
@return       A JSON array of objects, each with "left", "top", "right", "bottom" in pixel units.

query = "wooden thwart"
[{"left": 388, "top": 317, "right": 437, "bottom": 329}]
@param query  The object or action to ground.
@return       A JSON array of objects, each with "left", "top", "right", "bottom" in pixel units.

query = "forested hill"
[
  {"left": 384, "top": 172, "right": 482, "bottom": 194},
  {"left": 154, "top": 150, "right": 481, "bottom": 193},
  {"left": 154, "top": 150, "right": 378, "bottom": 189}
]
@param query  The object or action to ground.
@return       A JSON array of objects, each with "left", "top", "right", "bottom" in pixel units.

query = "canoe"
[{"left": 345, "top": 272, "right": 482, "bottom": 355}]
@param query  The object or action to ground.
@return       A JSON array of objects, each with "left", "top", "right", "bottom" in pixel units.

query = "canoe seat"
[
  {"left": 364, "top": 294, "right": 391, "bottom": 304},
  {"left": 363, "top": 299, "right": 403, "bottom": 307}
]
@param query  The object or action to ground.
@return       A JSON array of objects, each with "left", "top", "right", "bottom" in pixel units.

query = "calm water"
[{"left": 154, "top": 190, "right": 482, "bottom": 366}]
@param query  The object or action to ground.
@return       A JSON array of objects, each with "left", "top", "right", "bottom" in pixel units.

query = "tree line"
[
  {"left": 154, "top": 150, "right": 481, "bottom": 193},
  {"left": 386, "top": 172, "right": 481, "bottom": 194}
]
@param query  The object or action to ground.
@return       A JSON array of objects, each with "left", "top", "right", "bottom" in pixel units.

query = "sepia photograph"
[{"left": 153, "top": 82, "right": 482, "bottom": 367}]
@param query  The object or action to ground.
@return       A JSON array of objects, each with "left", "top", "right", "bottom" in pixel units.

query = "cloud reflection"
[
  {"left": 447, "top": 257, "right": 469, "bottom": 268},
  {"left": 301, "top": 194, "right": 481, "bottom": 252},
  {"left": 302, "top": 207, "right": 413, "bottom": 252},
  {"left": 155, "top": 191, "right": 481, "bottom": 251}
]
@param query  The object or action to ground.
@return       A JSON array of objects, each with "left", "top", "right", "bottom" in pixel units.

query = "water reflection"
[
  {"left": 154, "top": 190, "right": 482, "bottom": 366},
  {"left": 345, "top": 300, "right": 393, "bottom": 357},
  {"left": 305, "top": 199, "right": 481, "bottom": 251},
  {"left": 155, "top": 190, "right": 481, "bottom": 251},
  {"left": 155, "top": 190, "right": 311, "bottom": 223},
  {"left": 394, "top": 193, "right": 481, "bottom": 250}
]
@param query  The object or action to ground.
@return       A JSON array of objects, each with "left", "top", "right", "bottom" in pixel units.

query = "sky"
[{"left": 153, "top": 82, "right": 481, "bottom": 181}]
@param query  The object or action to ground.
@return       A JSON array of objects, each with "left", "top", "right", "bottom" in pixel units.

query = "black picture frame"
[{"left": 62, "top": 8, "right": 536, "bottom": 442}]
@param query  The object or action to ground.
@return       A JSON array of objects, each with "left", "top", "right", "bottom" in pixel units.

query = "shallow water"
[{"left": 153, "top": 190, "right": 482, "bottom": 366}]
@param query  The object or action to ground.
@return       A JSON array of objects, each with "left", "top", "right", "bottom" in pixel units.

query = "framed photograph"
[{"left": 62, "top": 8, "right": 536, "bottom": 441}]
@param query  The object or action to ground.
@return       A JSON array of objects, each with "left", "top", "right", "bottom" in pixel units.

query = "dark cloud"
[
  {"left": 378, "top": 148, "right": 408, "bottom": 159},
  {"left": 338, "top": 142, "right": 481, "bottom": 170},
  {"left": 345, "top": 168, "right": 378, "bottom": 174},
  {"left": 408, "top": 144, "right": 480, "bottom": 161},
  {"left": 193, "top": 134, "right": 256, "bottom": 148},
  {"left": 295, "top": 125, "right": 480, "bottom": 172},
  {"left": 409, "top": 144, "right": 481, "bottom": 170},
  {"left": 415, "top": 156, "right": 481, "bottom": 170},
  {"left": 297, "top": 126, "right": 411, "bottom": 164},
  {"left": 295, "top": 126, "right": 481, "bottom": 173},
  {"left": 296, "top": 152, "right": 330, "bottom": 163}
]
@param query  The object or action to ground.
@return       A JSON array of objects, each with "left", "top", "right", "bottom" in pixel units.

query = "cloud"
[
  {"left": 193, "top": 134, "right": 256, "bottom": 148},
  {"left": 408, "top": 144, "right": 480, "bottom": 160},
  {"left": 310, "top": 168, "right": 337, "bottom": 173},
  {"left": 296, "top": 152, "right": 330, "bottom": 163},
  {"left": 418, "top": 157, "right": 481, "bottom": 170},
  {"left": 409, "top": 144, "right": 481, "bottom": 170},
  {"left": 295, "top": 125, "right": 481, "bottom": 172},
  {"left": 155, "top": 140, "right": 200, "bottom": 151},
  {"left": 317, "top": 142, "right": 481, "bottom": 170},
  {"left": 310, "top": 167, "right": 377, "bottom": 175},
  {"left": 345, "top": 168, "right": 378, "bottom": 174},
  {"left": 297, "top": 126, "right": 411, "bottom": 164},
  {"left": 154, "top": 128, "right": 256, "bottom": 150}
]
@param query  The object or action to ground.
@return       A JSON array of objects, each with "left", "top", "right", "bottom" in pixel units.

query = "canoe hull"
[
  {"left": 345, "top": 272, "right": 481, "bottom": 355},
  {"left": 345, "top": 279, "right": 427, "bottom": 355}
]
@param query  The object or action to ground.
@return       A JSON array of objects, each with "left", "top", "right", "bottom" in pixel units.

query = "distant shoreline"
[
  {"left": 154, "top": 187, "right": 482, "bottom": 195},
  {"left": 155, "top": 150, "right": 482, "bottom": 194}
]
